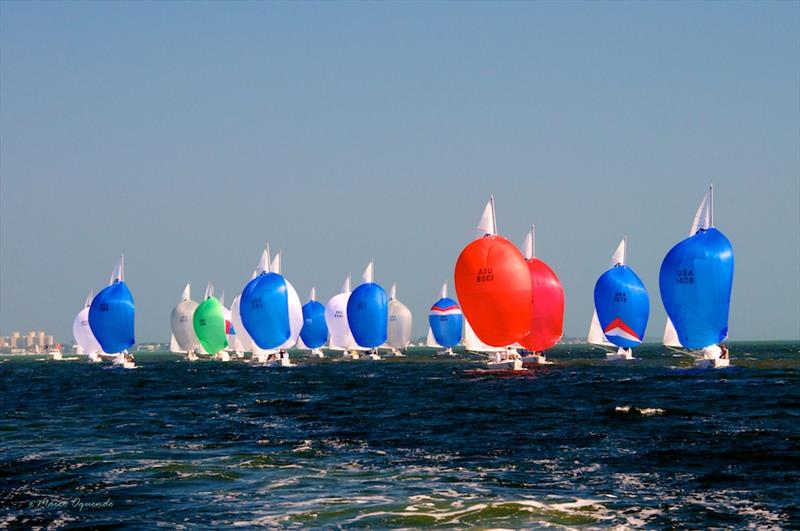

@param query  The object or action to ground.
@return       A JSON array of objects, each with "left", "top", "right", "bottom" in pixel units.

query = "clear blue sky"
[{"left": 1, "top": 1, "right": 798, "bottom": 342}]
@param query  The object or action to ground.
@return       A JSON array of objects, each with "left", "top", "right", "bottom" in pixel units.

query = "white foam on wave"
[{"left": 615, "top": 406, "right": 665, "bottom": 415}]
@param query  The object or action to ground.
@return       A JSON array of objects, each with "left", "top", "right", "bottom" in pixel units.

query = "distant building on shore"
[{"left": 0, "top": 330, "right": 58, "bottom": 352}]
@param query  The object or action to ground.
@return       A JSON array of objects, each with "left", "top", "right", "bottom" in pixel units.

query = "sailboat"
[
  {"left": 347, "top": 261, "right": 388, "bottom": 360},
  {"left": 89, "top": 256, "right": 136, "bottom": 369},
  {"left": 454, "top": 196, "right": 532, "bottom": 371},
  {"left": 299, "top": 287, "right": 328, "bottom": 358},
  {"left": 386, "top": 283, "right": 412, "bottom": 356},
  {"left": 659, "top": 186, "right": 734, "bottom": 368},
  {"left": 325, "top": 274, "right": 361, "bottom": 359},
  {"left": 588, "top": 237, "right": 650, "bottom": 361},
  {"left": 427, "top": 282, "right": 463, "bottom": 356},
  {"left": 73, "top": 291, "right": 104, "bottom": 363},
  {"left": 240, "top": 248, "right": 302, "bottom": 367},
  {"left": 518, "top": 225, "right": 564, "bottom": 366},
  {"left": 193, "top": 282, "right": 229, "bottom": 361},
  {"left": 170, "top": 283, "right": 202, "bottom": 361}
]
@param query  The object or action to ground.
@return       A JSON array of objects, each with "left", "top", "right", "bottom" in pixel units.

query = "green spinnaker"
[{"left": 193, "top": 297, "right": 228, "bottom": 355}]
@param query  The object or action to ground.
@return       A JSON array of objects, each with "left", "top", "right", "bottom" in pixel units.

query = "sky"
[{"left": 1, "top": 1, "right": 798, "bottom": 343}]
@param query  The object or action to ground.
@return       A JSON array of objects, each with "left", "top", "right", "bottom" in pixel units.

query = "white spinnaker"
[
  {"left": 73, "top": 292, "right": 103, "bottom": 355},
  {"left": 663, "top": 186, "right": 714, "bottom": 348},
  {"left": 462, "top": 317, "right": 504, "bottom": 353},
  {"left": 170, "top": 283, "right": 201, "bottom": 352},
  {"left": 325, "top": 274, "right": 358, "bottom": 350},
  {"left": 387, "top": 298, "right": 412, "bottom": 349}
]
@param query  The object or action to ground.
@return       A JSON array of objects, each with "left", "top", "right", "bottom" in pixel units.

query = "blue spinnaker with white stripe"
[
  {"left": 594, "top": 266, "right": 649, "bottom": 348},
  {"left": 428, "top": 297, "right": 463, "bottom": 348}
]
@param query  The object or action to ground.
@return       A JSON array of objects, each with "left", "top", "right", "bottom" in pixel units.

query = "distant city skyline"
[{"left": 1, "top": 1, "right": 798, "bottom": 342}]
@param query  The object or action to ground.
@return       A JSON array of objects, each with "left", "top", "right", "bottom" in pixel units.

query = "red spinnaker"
[
  {"left": 454, "top": 236, "right": 532, "bottom": 346},
  {"left": 518, "top": 258, "right": 564, "bottom": 352}
]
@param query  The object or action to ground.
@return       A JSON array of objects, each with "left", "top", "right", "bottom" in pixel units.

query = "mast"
[{"left": 710, "top": 184, "right": 714, "bottom": 227}]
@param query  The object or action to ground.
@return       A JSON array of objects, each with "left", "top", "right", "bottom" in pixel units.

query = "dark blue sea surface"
[{"left": 1, "top": 342, "right": 798, "bottom": 528}]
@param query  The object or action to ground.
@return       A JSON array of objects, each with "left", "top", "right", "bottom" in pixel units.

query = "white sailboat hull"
[
  {"left": 521, "top": 354, "right": 551, "bottom": 366},
  {"left": 606, "top": 349, "right": 635, "bottom": 361},
  {"left": 487, "top": 358, "right": 523, "bottom": 370}
]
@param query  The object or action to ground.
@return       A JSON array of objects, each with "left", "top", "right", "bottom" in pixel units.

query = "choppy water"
[{"left": 1, "top": 342, "right": 798, "bottom": 529}]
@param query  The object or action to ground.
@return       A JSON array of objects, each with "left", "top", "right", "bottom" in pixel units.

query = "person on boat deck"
[{"left": 720, "top": 345, "right": 729, "bottom": 359}]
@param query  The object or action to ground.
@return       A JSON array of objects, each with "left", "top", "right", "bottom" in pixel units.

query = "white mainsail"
[
  {"left": 462, "top": 317, "right": 504, "bottom": 353},
  {"left": 522, "top": 225, "right": 535, "bottom": 260},
  {"left": 476, "top": 195, "right": 497, "bottom": 238}
]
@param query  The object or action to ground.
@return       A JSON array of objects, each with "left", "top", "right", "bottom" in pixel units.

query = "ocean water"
[{"left": 1, "top": 342, "right": 798, "bottom": 529}]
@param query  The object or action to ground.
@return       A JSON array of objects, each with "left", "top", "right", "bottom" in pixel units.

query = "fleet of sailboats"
[{"left": 66, "top": 188, "right": 734, "bottom": 371}]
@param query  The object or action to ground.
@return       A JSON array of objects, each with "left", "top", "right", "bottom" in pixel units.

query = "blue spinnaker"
[
  {"left": 300, "top": 300, "right": 328, "bottom": 349},
  {"left": 88, "top": 281, "right": 135, "bottom": 354},
  {"left": 659, "top": 228, "right": 734, "bottom": 350},
  {"left": 240, "top": 272, "right": 290, "bottom": 349},
  {"left": 594, "top": 266, "right": 650, "bottom": 348},
  {"left": 346, "top": 283, "right": 388, "bottom": 348},
  {"left": 428, "top": 297, "right": 463, "bottom": 348}
]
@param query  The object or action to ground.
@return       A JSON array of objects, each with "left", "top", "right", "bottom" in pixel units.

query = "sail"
[
  {"left": 455, "top": 237, "right": 531, "bottom": 347},
  {"left": 231, "top": 295, "right": 262, "bottom": 353},
  {"left": 659, "top": 227, "right": 734, "bottom": 350},
  {"left": 72, "top": 295, "right": 103, "bottom": 356},
  {"left": 691, "top": 186, "right": 713, "bottom": 235},
  {"left": 300, "top": 299, "right": 328, "bottom": 349},
  {"left": 587, "top": 310, "right": 614, "bottom": 347},
  {"left": 170, "top": 284, "right": 201, "bottom": 352},
  {"left": 428, "top": 295, "right": 463, "bottom": 348},
  {"left": 518, "top": 257, "right": 564, "bottom": 352},
  {"left": 663, "top": 187, "right": 715, "bottom": 347},
  {"left": 221, "top": 302, "right": 242, "bottom": 351},
  {"left": 662, "top": 318, "right": 682, "bottom": 348},
  {"left": 169, "top": 333, "right": 184, "bottom": 353},
  {"left": 594, "top": 264, "right": 650, "bottom": 348},
  {"left": 610, "top": 237, "right": 626, "bottom": 267},
  {"left": 476, "top": 196, "right": 497, "bottom": 238},
  {"left": 192, "top": 292, "right": 228, "bottom": 355},
  {"left": 89, "top": 264, "right": 135, "bottom": 354},
  {"left": 270, "top": 251, "right": 282, "bottom": 275},
  {"left": 240, "top": 272, "right": 293, "bottom": 349},
  {"left": 347, "top": 262, "right": 388, "bottom": 348},
  {"left": 325, "top": 277, "right": 358, "bottom": 350},
  {"left": 425, "top": 327, "right": 441, "bottom": 348},
  {"left": 387, "top": 298, "right": 412, "bottom": 349},
  {"left": 462, "top": 317, "right": 504, "bottom": 352}
]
